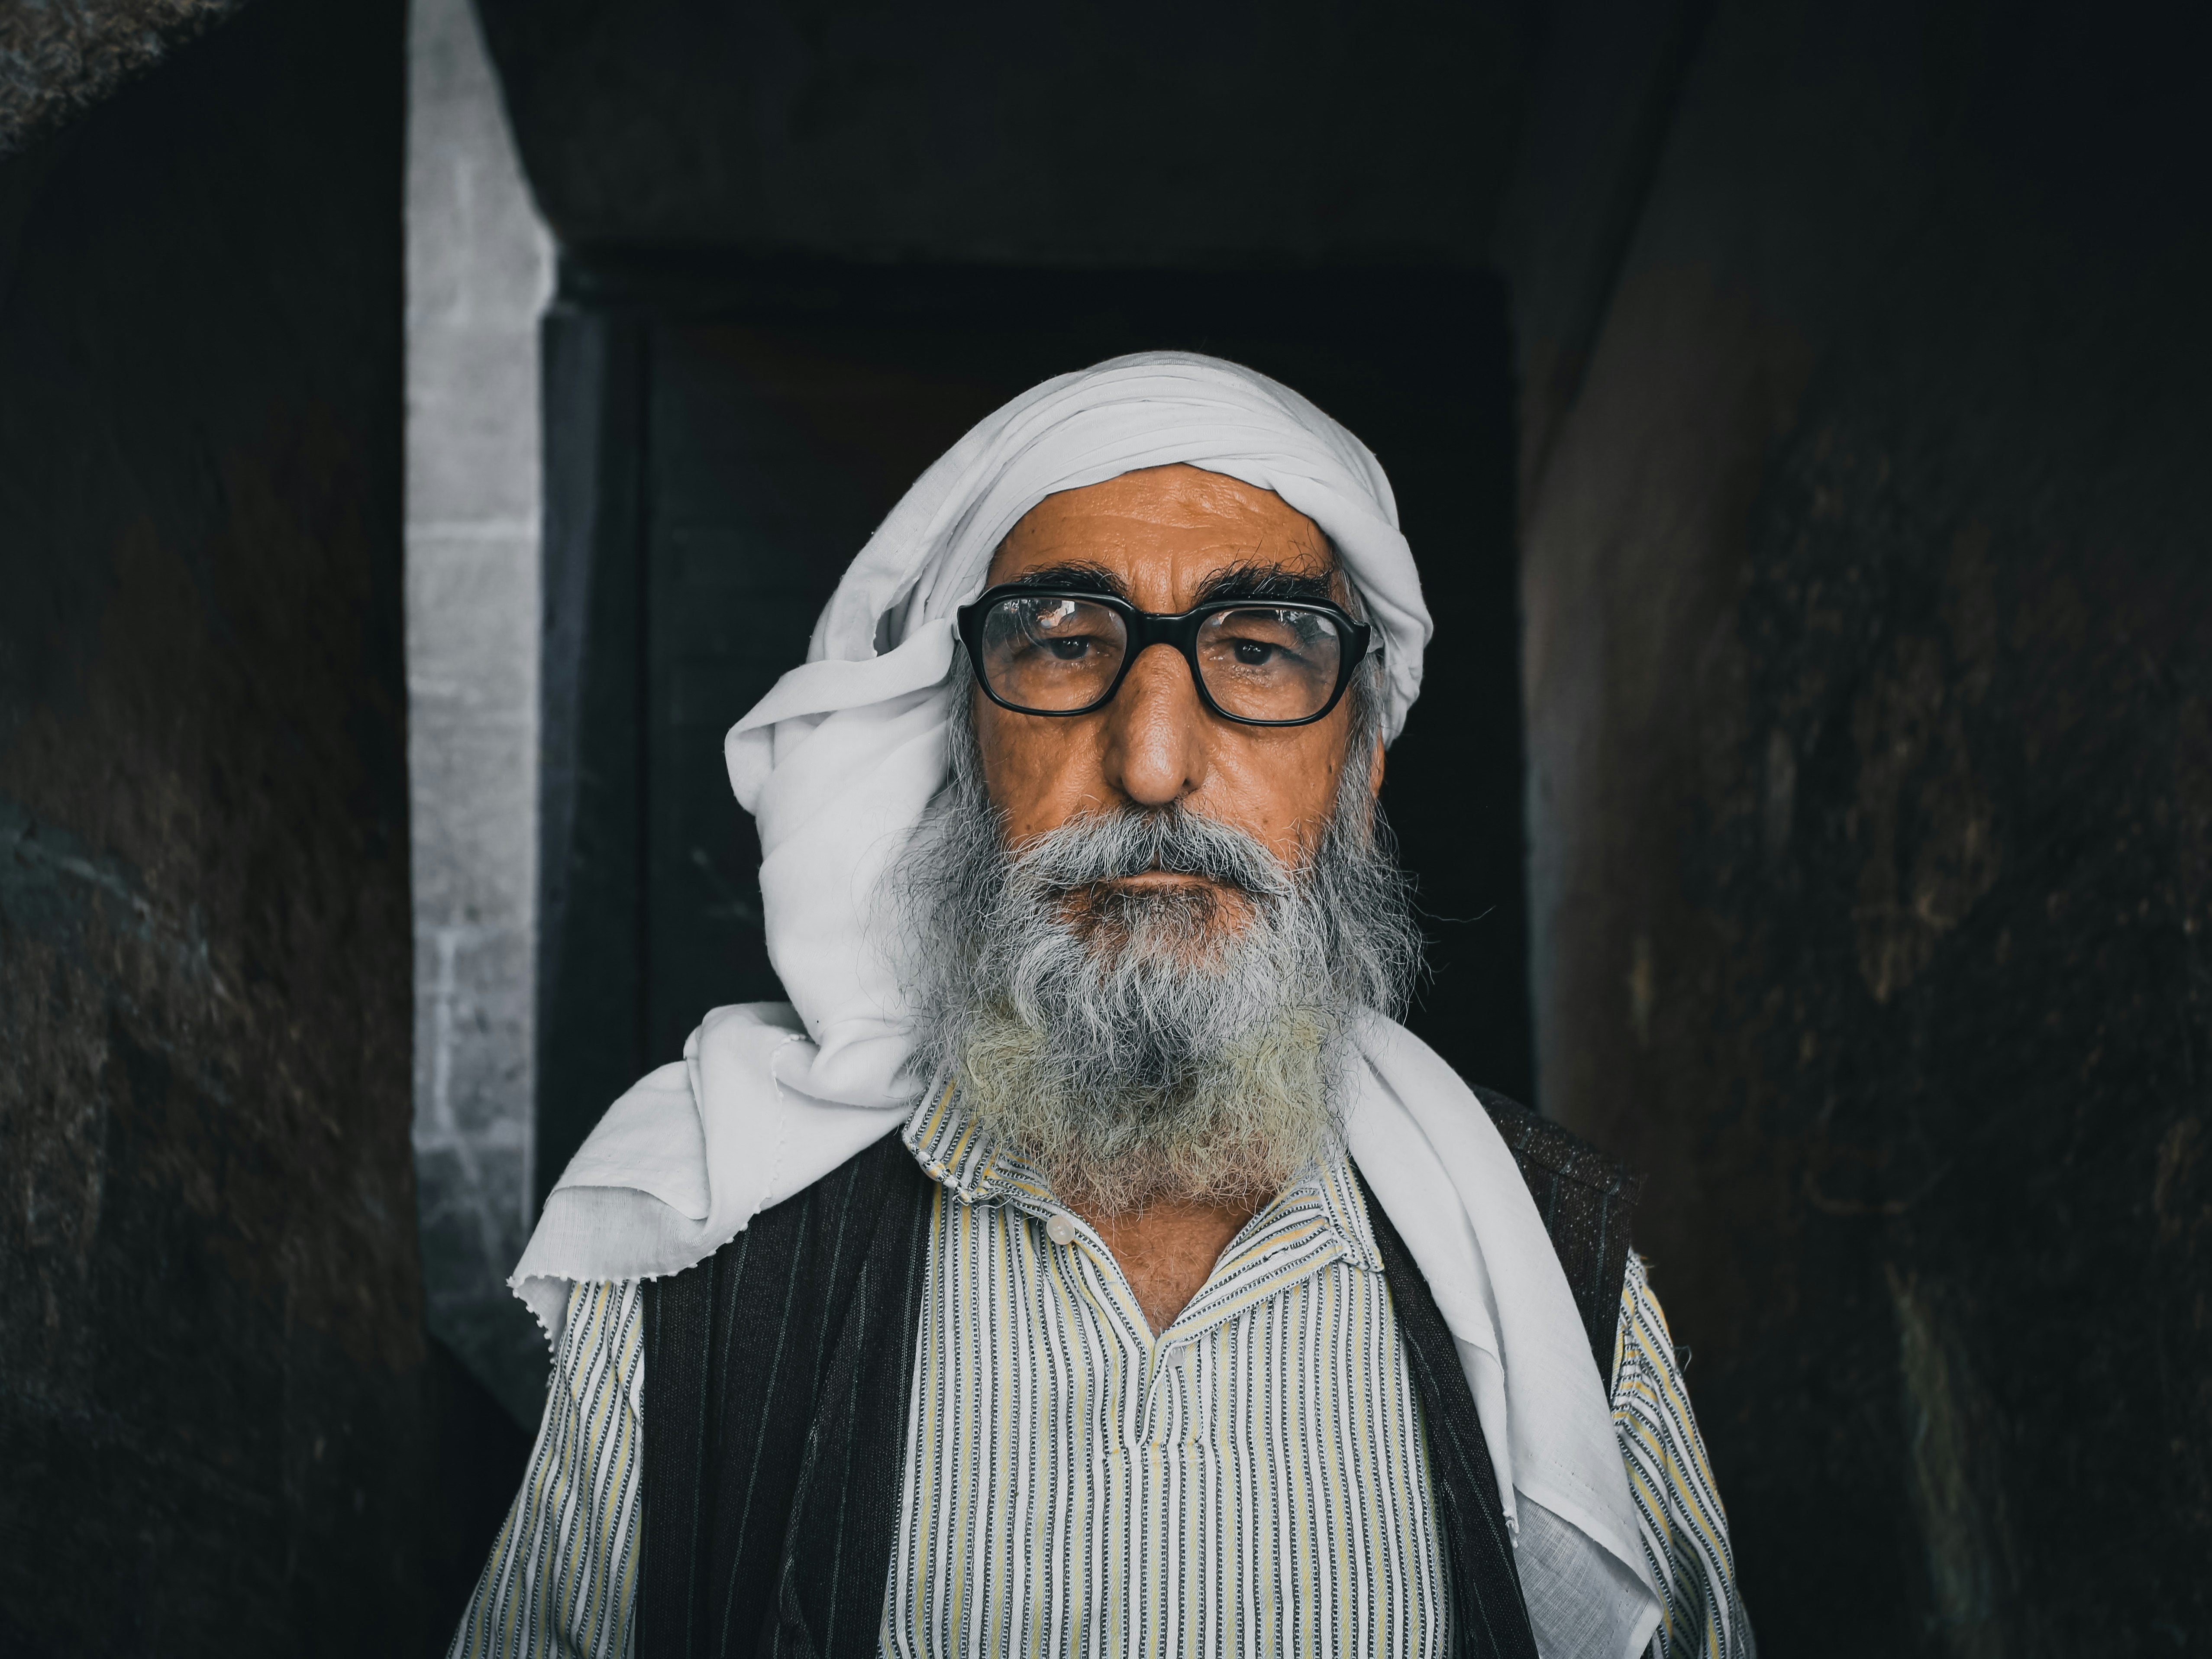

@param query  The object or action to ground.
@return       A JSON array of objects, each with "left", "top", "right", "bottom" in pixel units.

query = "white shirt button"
[{"left": 1044, "top": 1212, "right": 1078, "bottom": 1246}]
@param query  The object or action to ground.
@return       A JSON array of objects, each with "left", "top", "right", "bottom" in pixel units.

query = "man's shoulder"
[
  {"left": 1465, "top": 1087, "right": 1644, "bottom": 1377},
  {"left": 648, "top": 1128, "right": 931, "bottom": 1356},
  {"left": 1467, "top": 1085, "right": 1641, "bottom": 1204},
  {"left": 715, "top": 1125, "right": 929, "bottom": 1256}
]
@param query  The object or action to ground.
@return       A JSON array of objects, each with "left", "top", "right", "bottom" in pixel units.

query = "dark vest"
[{"left": 636, "top": 1091, "right": 1640, "bottom": 1659}]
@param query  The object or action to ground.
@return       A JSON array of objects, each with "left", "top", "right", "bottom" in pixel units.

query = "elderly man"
[{"left": 450, "top": 356, "right": 1750, "bottom": 1659}]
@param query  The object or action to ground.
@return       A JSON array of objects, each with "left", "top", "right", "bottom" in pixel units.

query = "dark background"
[{"left": 2, "top": 0, "right": 2208, "bottom": 1652}]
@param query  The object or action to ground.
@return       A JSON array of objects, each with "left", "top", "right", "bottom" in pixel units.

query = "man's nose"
[{"left": 1101, "top": 643, "right": 1211, "bottom": 808}]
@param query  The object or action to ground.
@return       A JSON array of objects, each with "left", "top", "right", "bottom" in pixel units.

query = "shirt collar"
[{"left": 900, "top": 1080, "right": 1383, "bottom": 1275}]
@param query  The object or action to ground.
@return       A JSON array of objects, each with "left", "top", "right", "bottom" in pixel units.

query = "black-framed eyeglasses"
[{"left": 956, "top": 585, "right": 1375, "bottom": 728}]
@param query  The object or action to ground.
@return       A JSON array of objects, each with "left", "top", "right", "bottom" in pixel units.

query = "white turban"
[{"left": 511, "top": 352, "right": 1660, "bottom": 1658}]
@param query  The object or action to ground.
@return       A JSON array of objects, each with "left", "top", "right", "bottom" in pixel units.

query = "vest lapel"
[
  {"left": 638, "top": 1135, "right": 933, "bottom": 1659},
  {"left": 1356, "top": 1161, "right": 1544, "bottom": 1659},
  {"left": 764, "top": 1160, "right": 934, "bottom": 1656}
]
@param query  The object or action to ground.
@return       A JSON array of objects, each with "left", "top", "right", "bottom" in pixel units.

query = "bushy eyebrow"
[
  {"left": 1000, "top": 561, "right": 1128, "bottom": 599},
  {"left": 995, "top": 559, "right": 1341, "bottom": 610},
  {"left": 1192, "top": 561, "right": 1340, "bottom": 608}
]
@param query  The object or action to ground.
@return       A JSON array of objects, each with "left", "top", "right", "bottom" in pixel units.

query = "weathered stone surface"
[
  {"left": 0, "top": 0, "right": 248, "bottom": 158},
  {"left": 1514, "top": 0, "right": 2212, "bottom": 1647},
  {"left": 0, "top": 0, "right": 454, "bottom": 1648}
]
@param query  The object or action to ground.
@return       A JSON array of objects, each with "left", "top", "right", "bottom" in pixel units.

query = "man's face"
[
  {"left": 974, "top": 463, "right": 1378, "bottom": 912},
  {"left": 897, "top": 462, "right": 1416, "bottom": 1210}
]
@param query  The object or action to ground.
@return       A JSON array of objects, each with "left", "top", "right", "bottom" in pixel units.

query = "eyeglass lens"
[{"left": 976, "top": 595, "right": 1347, "bottom": 722}]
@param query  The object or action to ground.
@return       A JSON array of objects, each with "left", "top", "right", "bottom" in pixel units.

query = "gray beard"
[{"left": 890, "top": 704, "right": 1422, "bottom": 1215}]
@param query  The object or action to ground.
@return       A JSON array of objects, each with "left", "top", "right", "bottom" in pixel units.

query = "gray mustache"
[{"left": 1008, "top": 805, "right": 1296, "bottom": 899}]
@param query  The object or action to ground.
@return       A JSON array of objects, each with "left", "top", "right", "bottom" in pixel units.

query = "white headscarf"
[{"left": 510, "top": 352, "right": 1660, "bottom": 1659}]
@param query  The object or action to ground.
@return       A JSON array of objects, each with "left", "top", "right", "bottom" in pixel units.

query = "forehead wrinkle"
[
  {"left": 991, "top": 466, "right": 1332, "bottom": 590},
  {"left": 989, "top": 526, "right": 1335, "bottom": 605}
]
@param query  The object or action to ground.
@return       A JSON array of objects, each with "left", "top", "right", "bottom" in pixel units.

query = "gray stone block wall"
[{"left": 407, "top": 0, "right": 552, "bottom": 1426}]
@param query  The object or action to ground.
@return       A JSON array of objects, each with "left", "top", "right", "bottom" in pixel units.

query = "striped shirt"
[
  {"left": 1614, "top": 1252, "right": 1752, "bottom": 1657},
  {"left": 447, "top": 1277, "right": 645, "bottom": 1659},
  {"left": 449, "top": 1100, "right": 1750, "bottom": 1659}
]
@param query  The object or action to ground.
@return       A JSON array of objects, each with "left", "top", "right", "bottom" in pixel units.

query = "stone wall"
[
  {"left": 406, "top": 0, "right": 554, "bottom": 1427},
  {"left": 1508, "top": 0, "right": 2212, "bottom": 1647}
]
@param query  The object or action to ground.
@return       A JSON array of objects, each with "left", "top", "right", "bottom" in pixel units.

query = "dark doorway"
[{"left": 539, "top": 256, "right": 1525, "bottom": 1196}]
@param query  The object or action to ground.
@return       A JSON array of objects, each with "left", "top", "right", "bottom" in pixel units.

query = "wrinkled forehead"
[{"left": 984, "top": 464, "right": 1340, "bottom": 602}]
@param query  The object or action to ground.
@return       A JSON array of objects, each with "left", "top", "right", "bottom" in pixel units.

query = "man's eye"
[
  {"left": 1045, "top": 637, "right": 1091, "bottom": 660},
  {"left": 1233, "top": 640, "right": 1276, "bottom": 666}
]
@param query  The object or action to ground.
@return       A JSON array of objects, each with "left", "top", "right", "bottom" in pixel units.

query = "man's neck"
[{"left": 1068, "top": 1193, "right": 1266, "bottom": 1334}]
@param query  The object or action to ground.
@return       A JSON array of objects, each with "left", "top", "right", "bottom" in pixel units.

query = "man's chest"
[{"left": 879, "top": 1180, "right": 1452, "bottom": 1659}]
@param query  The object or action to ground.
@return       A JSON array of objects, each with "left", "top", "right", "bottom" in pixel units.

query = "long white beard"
[{"left": 891, "top": 723, "right": 1421, "bottom": 1214}]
